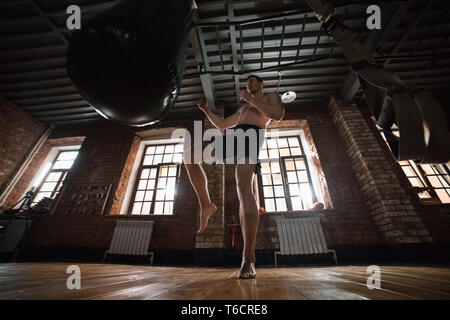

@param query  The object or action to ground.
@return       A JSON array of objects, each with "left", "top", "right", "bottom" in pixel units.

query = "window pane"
[
  {"left": 265, "top": 199, "right": 275, "bottom": 212},
  {"left": 138, "top": 180, "right": 148, "bottom": 190},
  {"left": 259, "top": 149, "right": 268, "bottom": 160},
  {"left": 175, "top": 144, "right": 184, "bottom": 153},
  {"left": 33, "top": 192, "right": 52, "bottom": 204},
  {"left": 295, "top": 159, "right": 305, "bottom": 170},
  {"left": 135, "top": 191, "right": 145, "bottom": 202},
  {"left": 285, "top": 160, "right": 295, "bottom": 171},
  {"left": 167, "top": 177, "right": 176, "bottom": 188},
  {"left": 287, "top": 171, "right": 297, "bottom": 183},
  {"left": 401, "top": 166, "right": 415, "bottom": 177},
  {"left": 142, "top": 202, "right": 151, "bottom": 215},
  {"left": 408, "top": 178, "right": 422, "bottom": 187},
  {"left": 278, "top": 138, "right": 288, "bottom": 147},
  {"left": 270, "top": 162, "right": 280, "bottom": 173},
  {"left": 261, "top": 162, "right": 270, "bottom": 173},
  {"left": 160, "top": 167, "right": 168, "bottom": 177},
  {"left": 291, "top": 197, "right": 303, "bottom": 210},
  {"left": 143, "top": 156, "right": 153, "bottom": 166},
  {"left": 165, "top": 145, "right": 174, "bottom": 153},
  {"left": 279, "top": 148, "right": 290, "bottom": 157},
  {"left": 288, "top": 137, "right": 299, "bottom": 147},
  {"left": 276, "top": 198, "right": 287, "bottom": 211},
  {"left": 173, "top": 153, "right": 183, "bottom": 163},
  {"left": 300, "top": 184, "right": 313, "bottom": 208},
  {"left": 438, "top": 175, "right": 450, "bottom": 188},
  {"left": 274, "top": 186, "right": 285, "bottom": 197},
  {"left": 148, "top": 179, "right": 155, "bottom": 189},
  {"left": 163, "top": 154, "right": 172, "bottom": 163},
  {"left": 158, "top": 178, "right": 167, "bottom": 189},
  {"left": 52, "top": 160, "right": 73, "bottom": 169},
  {"left": 164, "top": 202, "right": 173, "bottom": 215},
  {"left": 436, "top": 189, "right": 450, "bottom": 203},
  {"left": 57, "top": 151, "right": 78, "bottom": 161},
  {"left": 150, "top": 169, "right": 157, "bottom": 178},
  {"left": 298, "top": 171, "right": 308, "bottom": 182},
  {"left": 40, "top": 182, "right": 57, "bottom": 192},
  {"left": 290, "top": 147, "right": 302, "bottom": 156},
  {"left": 267, "top": 139, "right": 277, "bottom": 148},
  {"left": 272, "top": 174, "right": 282, "bottom": 185},
  {"left": 263, "top": 186, "right": 273, "bottom": 197},
  {"left": 268, "top": 149, "right": 279, "bottom": 159},
  {"left": 46, "top": 172, "right": 62, "bottom": 182},
  {"left": 156, "top": 190, "right": 165, "bottom": 201},
  {"left": 262, "top": 175, "right": 272, "bottom": 185},
  {"left": 153, "top": 155, "right": 162, "bottom": 164},
  {"left": 428, "top": 176, "right": 442, "bottom": 188},
  {"left": 141, "top": 169, "right": 150, "bottom": 179},
  {"left": 154, "top": 202, "right": 164, "bottom": 214},
  {"left": 132, "top": 202, "right": 142, "bottom": 214},
  {"left": 168, "top": 166, "right": 177, "bottom": 176},
  {"left": 289, "top": 184, "right": 300, "bottom": 196},
  {"left": 146, "top": 146, "right": 156, "bottom": 154},
  {"left": 166, "top": 189, "right": 175, "bottom": 201},
  {"left": 156, "top": 146, "right": 165, "bottom": 154},
  {"left": 144, "top": 191, "right": 153, "bottom": 201},
  {"left": 421, "top": 164, "right": 434, "bottom": 175}
]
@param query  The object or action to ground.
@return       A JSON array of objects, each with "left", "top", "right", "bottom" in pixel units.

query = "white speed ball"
[{"left": 281, "top": 91, "right": 296, "bottom": 103}]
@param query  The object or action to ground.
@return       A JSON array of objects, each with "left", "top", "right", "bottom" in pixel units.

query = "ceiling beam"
[
  {"left": 227, "top": 0, "right": 241, "bottom": 106},
  {"left": 340, "top": 3, "right": 411, "bottom": 102},
  {"left": 188, "top": 10, "right": 216, "bottom": 111},
  {"left": 28, "top": 0, "right": 68, "bottom": 45}
]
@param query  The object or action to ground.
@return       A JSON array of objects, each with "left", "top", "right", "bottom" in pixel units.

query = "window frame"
[
  {"left": 256, "top": 133, "right": 319, "bottom": 213},
  {"left": 379, "top": 127, "right": 450, "bottom": 204},
  {"left": 31, "top": 149, "right": 79, "bottom": 204},
  {"left": 128, "top": 143, "right": 182, "bottom": 215}
]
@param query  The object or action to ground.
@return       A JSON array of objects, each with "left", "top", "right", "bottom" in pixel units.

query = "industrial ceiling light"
[{"left": 277, "top": 71, "right": 296, "bottom": 103}]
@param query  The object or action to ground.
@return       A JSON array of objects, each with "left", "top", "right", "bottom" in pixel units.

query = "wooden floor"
[{"left": 0, "top": 263, "right": 450, "bottom": 300}]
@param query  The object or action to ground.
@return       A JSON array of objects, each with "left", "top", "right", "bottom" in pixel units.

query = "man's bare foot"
[
  {"left": 197, "top": 203, "right": 217, "bottom": 234},
  {"left": 238, "top": 262, "right": 256, "bottom": 279}
]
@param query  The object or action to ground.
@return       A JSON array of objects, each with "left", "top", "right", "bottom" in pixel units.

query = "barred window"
[
  {"left": 32, "top": 150, "right": 79, "bottom": 204},
  {"left": 380, "top": 129, "right": 450, "bottom": 204},
  {"left": 258, "top": 135, "right": 318, "bottom": 212},
  {"left": 130, "top": 143, "right": 184, "bottom": 215}
]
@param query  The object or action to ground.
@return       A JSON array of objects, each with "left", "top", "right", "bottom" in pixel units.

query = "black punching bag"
[{"left": 67, "top": 0, "right": 193, "bottom": 127}]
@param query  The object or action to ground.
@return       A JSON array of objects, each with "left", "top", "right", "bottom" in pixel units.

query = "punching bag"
[{"left": 67, "top": 0, "right": 193, "bottom": 127}]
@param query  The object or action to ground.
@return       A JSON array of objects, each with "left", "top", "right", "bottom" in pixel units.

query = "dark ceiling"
[{"left": 1, "top": 0, "right": 449, "bottom": 127}]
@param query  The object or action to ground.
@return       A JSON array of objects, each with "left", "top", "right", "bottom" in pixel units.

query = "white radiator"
[
  {"left": 103, "top": 220, "right": 155, "bottom": 264},
  {"left": 275, "top": 217, "right": 337, "bottom": 267}
]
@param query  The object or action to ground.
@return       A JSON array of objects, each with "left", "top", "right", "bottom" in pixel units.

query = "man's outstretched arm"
[{"left": 198, "top": 97, "right": 241, "bottom": 130}]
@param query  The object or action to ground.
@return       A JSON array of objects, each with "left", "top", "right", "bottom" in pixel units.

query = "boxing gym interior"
[{"left": 0, "top": 0, "right": 450, "bottom": 301}]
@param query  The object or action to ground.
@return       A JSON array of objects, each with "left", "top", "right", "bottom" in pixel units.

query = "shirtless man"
[{"left": 184, "top": 75, "right": 284, "bottom": 278}]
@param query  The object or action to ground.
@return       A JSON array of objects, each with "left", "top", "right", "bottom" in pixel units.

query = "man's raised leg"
[{"left": 184, "top": 163, "right": 217, "bottom": 233}]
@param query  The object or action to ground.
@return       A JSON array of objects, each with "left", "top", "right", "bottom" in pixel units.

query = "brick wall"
[
  {"left": 0, "top": 136, "right": 85, "bottom": 212},
  {"left": 328, "top": 97, "right": 432, "bottom": 244},
  {"left": 0, "top": 97, "right": 45, "bottom": 207}
]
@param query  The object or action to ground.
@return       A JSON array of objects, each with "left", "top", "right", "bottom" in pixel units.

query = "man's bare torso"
[{"left": 236, "top": 94, "right": 272, "bottom": 129}]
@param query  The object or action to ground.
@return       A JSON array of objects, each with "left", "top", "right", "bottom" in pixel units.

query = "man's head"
[{"left": 246, "top": 75, "right": 264, "bottom": 94}]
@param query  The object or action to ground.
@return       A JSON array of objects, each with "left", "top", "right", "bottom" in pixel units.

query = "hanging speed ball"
[{"left": 67, "top": 0, "right": 193, "bottom": 127}]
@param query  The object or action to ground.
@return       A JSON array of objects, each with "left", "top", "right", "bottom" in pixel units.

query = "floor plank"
[{"left": 0, "top": 263, "right": 449, "bottom": 300}]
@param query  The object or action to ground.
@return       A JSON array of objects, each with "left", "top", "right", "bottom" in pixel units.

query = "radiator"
[
  {"left": 275, "top": 217, "right": 337, "bottom": 267},
  {"left": 103, "top": 220, "right": 154, "bottom": 264}
]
